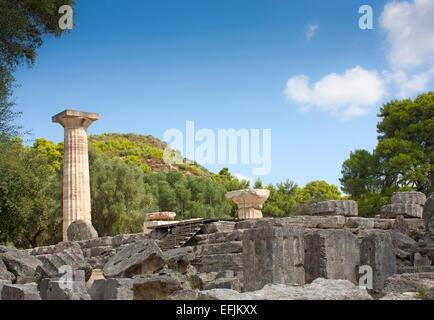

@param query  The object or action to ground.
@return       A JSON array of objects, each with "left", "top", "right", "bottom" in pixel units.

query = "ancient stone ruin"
[
  {"left": 1, "top": 112, "right": 432, "bottom": 300},
  {"left": 1, "top": 192, "right": 433, "bottom": 300}
]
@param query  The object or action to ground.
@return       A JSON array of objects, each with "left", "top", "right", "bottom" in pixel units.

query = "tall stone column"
[{"left": 52, "top": 110, "right": 99, "bottom": 241}]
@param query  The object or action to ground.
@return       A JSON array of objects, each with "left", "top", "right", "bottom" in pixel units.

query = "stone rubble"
[{"left": 1, "top": 192, "right": 433, "bottom": 300}]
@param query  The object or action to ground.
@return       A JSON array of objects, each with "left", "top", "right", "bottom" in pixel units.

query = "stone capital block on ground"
[
  {"left": 225, "top": 189, "right": 270, "bottom": 219},
  {"left": 146, "top": 212, "right": 176, "bottom": 221},
  {"left": 304, "top": 229, "right": 360, "bottom": 284},
  {"left": 52, "top": 109, "right": 99, "bottom": 241},
  {"left": 242, "top": 226, "right": 305, "bottom": 292},
  {"left": 309, "top": 200, "right": 358, "bottom": 217},
  {"left": 360, "top": 231, "right": 397, "bottom": 291}
]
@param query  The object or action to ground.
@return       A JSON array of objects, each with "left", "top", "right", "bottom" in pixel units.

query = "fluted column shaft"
[
  {"left": 52, "top": 110, "right": 99, "bottom": 241},
  {"left": 63, "top": 126, "right": 92, "bottom": 239}
]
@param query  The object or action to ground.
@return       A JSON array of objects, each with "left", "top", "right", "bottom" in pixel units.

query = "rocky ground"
[{"left": 0, "top": 192, "right": 433, "bottom": 300}]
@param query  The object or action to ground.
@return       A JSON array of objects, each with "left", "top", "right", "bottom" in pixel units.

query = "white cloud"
[
  {"left": 306, "top": 24, "right": 318, "bottom": 39},
  {"left": 284, "top": 66, "right": 386, "bottom": 119},
  {"left": 379, "top": 0, "right": 434, "bottom": 69},
  {"left": 383, "top": 66, "right": 434, "bottom": 98},
  {"left": 284, "top": 0, "right": 434, "bottom": 118},
  {"left": 234, "top": 173, "right": 250, "bottom": 183}
]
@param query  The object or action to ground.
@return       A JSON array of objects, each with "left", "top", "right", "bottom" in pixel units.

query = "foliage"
[
  {"left": 89, "top": 133, "right": 211, "bottom": 176},
  {"left": 89, "top": 146, "right": 154, "bottom": 236},
  {"left": 0, "top": 137, "right": 62, "bottom": 248},
  {"left": 262, "top": 179, "right": 341, "bottom": 217},
  {"left": 340, "top": 92, "right": 434, "bottom": 216}
]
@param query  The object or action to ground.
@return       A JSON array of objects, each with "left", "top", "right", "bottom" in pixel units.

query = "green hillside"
[{"left": 88, "top": 133, "right": 212, "bottom": 177}]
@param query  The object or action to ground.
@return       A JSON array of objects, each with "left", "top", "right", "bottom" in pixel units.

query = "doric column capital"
[{"left": 52, "top": 109, "right": 99, "bottom": 130}]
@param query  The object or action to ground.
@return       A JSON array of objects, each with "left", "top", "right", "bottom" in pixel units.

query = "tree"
[
  {"left": 0, "top": 0, "right": 76, "bottom": 97},
  {"left": 376, "top": 92, "right": 433, "bottom": 193},
  {"left": 340, "top": 92, "right": 434, "bottom": 216},
  {"left": 340, "top": 150, "right": 379, "bottom": 198},
  {"left": 0, "top": 0, "right": 76, "bottom": 136},
  {"left": 0, "top": 137, "right": 61, "bottom": 248},
  {"left": 89, "top": 148, "right": 153, "bottom": 236},
  {"left": 213, "top": 168, "right": 249, "bottom": 191}
]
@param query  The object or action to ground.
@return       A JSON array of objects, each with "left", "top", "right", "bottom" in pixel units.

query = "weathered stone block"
[
  {"left": 67, "top": 220, "right": 98, "bottom": 241},
  {"left": 310, "top": 200, "right": 358, "bottom": 217},
  {"left": 1, "top": 283, "right": 41, "bottom": 300},
  {"left": 40, "top": 270, "right": 90, "bottom": 300},
  {"left": 193, "top": 241, "right": 242, "bottom": 256},
  {"left": 424, "top": 193, "right": 434, "bottom": 236},
  {"left": 373, "top": 218, "right": 394, "bottom": 230},
  {"left": 81, "top": 236, "right": 113, "bottom": 249},
  {"left": 2, "top": 248, "right": 42, "bottom": 284},
  {"left": 133, "top": 269, "right": 190, "bottom": 300},
  {"left": 0, "top": 280, "right": 12, "bottom": 300},
  {"left": 201, "top": 221, "right": 236, "bottom": 234},
  {"left": 192, "top": 253, "right": 243, "bottom": 273},
  {"left": 242, "top": 226, "right": 305, "bottom": 292},
  {"left": 163, "top": 247, "right": 195, "bottom": 274},
  {"left": 383, "top": 272, "right": 434, "bottom": 300},
  {"left": 345, "top": 217, "right": 375, "bottom": 229},
  {"left": 391, "top": 191, "right": 426, "bottom": 206},
  {"left": 393, "top": 215, "right": 409, "bottom": 234},
  {"left": 304, "top": 229, "right": 360, "bottom": 284},
  {"left": 380, "top": 203, "right": 423, "bottom": 218},
  {"left": 36, "top": 245, "right": 92, "bottom": 281},
  {"left": 360, "top": 231, "right": 397, "bottom": 290},
  {"left": 0, "top": 259, "right": 14, "bottom": 282},
  {"left": 103, "top": 239, "right": 164, "bottom": 278},
  {"left": 89, "top": 278, "right": 133, "bottom": 300}
]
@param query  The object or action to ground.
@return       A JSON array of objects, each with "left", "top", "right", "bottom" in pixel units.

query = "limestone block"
[
  {"left": 345, "top": 217, "right": 375, "bottom": 229},
  {"left": 2, "top": 248, "right": 42, "bottom": 284},
  {"left": 67, "top": 220, "right": 98, "bottom": 241},
  {"left": 382, "top": 272, "right": 434, "bottom": 300},
  {"left": 35, "top": 245, "right": 92, "bottom": 281},
  {"left": 424, "top": 193, "right": 434, "bottom": 236},
  {"left": 0, "top": 260, "right": 13, "bottom": 282},
  {"left": 391, "top": 191, "right": 426, "bottom": 206},
  {"left": 192, "top": 253, "right": 243, "bottom": 273},
  {"left": 40, "top": 270, "right": 90, "bottom": 300},
  {"left": 360, "top": 231, "right": 397, "bottom": 291},
  {"left": 0, "top": 280, "right": 12, "bottom": 300},
  {"left": 310, "top": 200, "right": 358, "bottom": 217},
  {"left": 89, "top": 278, "right": 133, "bottom": 300},
  {"left": 304, "top": 229, "right": 360, "bottom": 284},
  {"left": 163, "top": 247, "right": 195, "bottom": 274},
  {"left": 225, "top": 189, "right": 270, "bottom": 219},
  {"left": 132, "top": 269, "right": 190, "bottom": 300},
  {"left": 103, "top": 240, "right": 165, "bottom": 278},
  {"left": 146, "top": 212, "right": 176, "bottom": 221},
  {"left": 242, "top": 226, "right": 305, "bottom": 291},
  {"left": 1, "top": 283, "right": 40, "bottom": 300},
  {"left": 381, "top": 203, "right": 423, "bottom": 218}
]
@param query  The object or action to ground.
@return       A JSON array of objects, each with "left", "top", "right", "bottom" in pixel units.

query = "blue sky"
[{"left": 11, "top": 0, "right": 434, "bottom": 190}]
